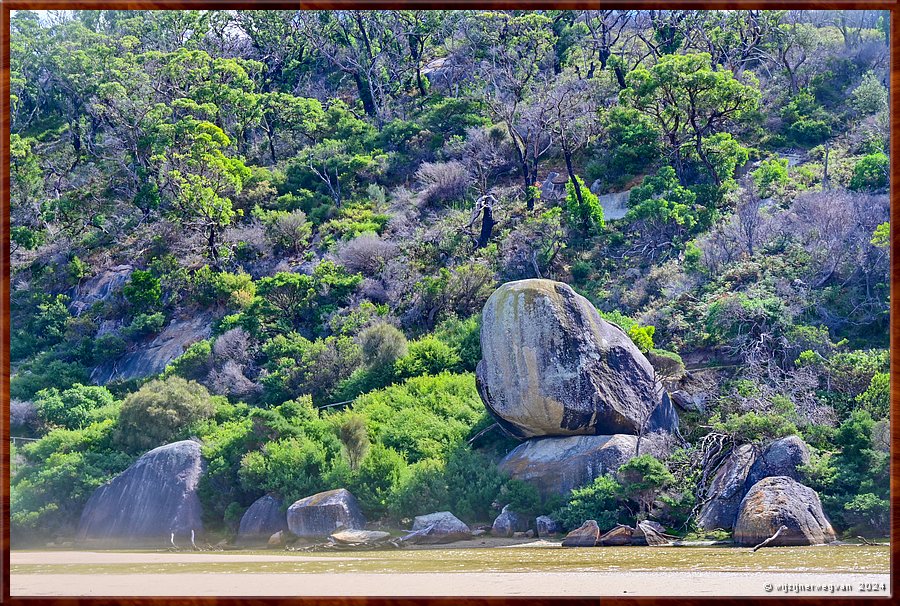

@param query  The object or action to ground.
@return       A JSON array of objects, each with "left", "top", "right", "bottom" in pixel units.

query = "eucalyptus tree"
[
  {"left": 622, "top": 52, "right": 760, "bottom": 186},
  {"left": 464, "top": 11, "right": 556, "bottom": 209}
]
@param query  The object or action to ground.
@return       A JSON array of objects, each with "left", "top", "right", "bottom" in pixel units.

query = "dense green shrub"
[
  {"left": 122, "top": 312, "right": 166, "bottom": 340},
  {"left": 352, "top": 373, "right": 482, "bottom": 463},
  {"left": 115, "top": 377, "right": 216, "bottom": 453},
  {"left": 802, "top": 410, "right": 889, "bottom": 536},
  {"left": 434, "top": 314, "right": 482, "bottom": 372},
  {"left": 238, "top": 436, "right": 330, "bottom": 505},
  {"left": 393, "top": 337, "right": 462, "bottom": 380},
  {"left": 553, "top": 475, "right": 625, "bottom": 530},
  {"left": 752, "top": 158, "right": 789, "bottom": 197},
  {"left": 11, "top": 420, "right": 133, "bottom": 542},
  {"left": 35, "top": 384, "right": 117, "bottom": 430},
  {"left": 123, "top": 269, "right": 161, "bottom": 313},
  {"left": 616, "top": 455, "right": 675, "bottom": 518},
  {"left": 849, "top": 153, "right": 889, "bottom": 191}
]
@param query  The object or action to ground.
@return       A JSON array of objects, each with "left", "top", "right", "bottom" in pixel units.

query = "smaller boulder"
[
  {"left": 632, "top": 520, "right": 666, "bottom": 546},
  {"left": 237, "top": 495, "right": 287, "bottom": 545},
  {"left": 491, "top": 505, "right": 529, "bottom": 537},
  {"left": 734, "top": 476, "right": 836, "bottom": 546},
  {"left": 330, "top": 529, "right": 391, "bottom": 545},
  {"left": 267, "top": 531, "right": 285, "bottom": 548},
  {"left": 411, "top": 512, "right": 472, "bottom": 544},
  {"left": 562, "top": 520, "right": 600, "bottom": 547},
  {"left": 746, "top": 436, "right": 810, "bottom": 488},
  {"left": 598, "top": 524, "right": 634, "bottom": 546},
  {"left": 287, "top": 489, "right": 366, "bottom": 539},
  {"left": 535, "top": 516, "right": 559, "bottom": 537}
]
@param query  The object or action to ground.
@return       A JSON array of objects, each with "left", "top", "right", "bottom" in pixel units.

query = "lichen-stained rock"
[
  {"left": 561, "top": 520, "right": 600, "bottom": 547},
  {"left": 598, "top": 524, "right": 635, "bottom": 546},
  {"left": 476, "top": 279, "right": 677, "bottom": 438},
  {"left": 498, "top": 434, "right": 640, "bottom": 498},
  {"left": 286, "top": 489, "right": 366, "bottom": 539},
  {"left": 696, "top": 444, "right": 757, "bottom": 531},
  {"left": 410, "top": 511, "right": 472, "bottom": 544},
  {"left": 746, "top": 436, "right": 810, "bottom": 488},
  {"left": 237, "top": 495, "right": 288, "bottom": 545},
  {"left": 491, "top": 505, "right": 529, "bottom": 537},
  {"left": 733, "top": 476, "right": 836, "bottom": 546},
  {"left": 77, "top": 440, "right": 204, "bottom": 546}
]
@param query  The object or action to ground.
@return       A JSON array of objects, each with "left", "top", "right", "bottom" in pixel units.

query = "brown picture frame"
[{"left": 1, "top": 2, "right": 897, "bottom": 604}]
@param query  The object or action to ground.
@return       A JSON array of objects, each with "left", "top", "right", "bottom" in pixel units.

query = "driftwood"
[
  {"left": 752, "top": 525, "right": 788, "bottom": 551},
  {"left": 856, "top": 536, "right": 889, "bottom": 546}
]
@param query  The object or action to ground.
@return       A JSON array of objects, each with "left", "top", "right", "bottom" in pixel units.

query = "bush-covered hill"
[{"left": 9, "top": 9, "right": 890, "bottom": 544}]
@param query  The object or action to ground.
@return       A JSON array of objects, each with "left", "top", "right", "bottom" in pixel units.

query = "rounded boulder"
[
  {"left": 287, "top": 489, "right": 366, "bottom": 539},
  {"left": 477, "top": 279, "right": 677, "bottom": 438},
  {"left": 733, "top": 476, "right": 836, "bottom": 546}
]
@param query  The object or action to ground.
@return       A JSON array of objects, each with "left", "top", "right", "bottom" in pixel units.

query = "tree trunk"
[
  {"left": 353, "top": 72, "right": 377, "bottom": 117},
  {"left": 476, "top": 204, "right": 495, "bottom": 249},
  {"left": 563, "top": 148, "right": 583, "bottom": 207},
  {"left": 614, "top": 66, "right": 628, "bottom": 89}
]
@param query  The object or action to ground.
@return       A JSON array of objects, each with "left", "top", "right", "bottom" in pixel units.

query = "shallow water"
[{"left": 11, "top": 544, "right": 890, "bottom": 576}]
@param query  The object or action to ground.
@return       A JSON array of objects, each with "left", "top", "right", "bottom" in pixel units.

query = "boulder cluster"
[
  {"left": 74, "top": 280, "right": 835, "bottom": 549},
  {"left": 697, "top": 436, "right": 835, "bottom": 546},
  {"left": 477, "top": 279, "right": 678, "bottom": 499}
]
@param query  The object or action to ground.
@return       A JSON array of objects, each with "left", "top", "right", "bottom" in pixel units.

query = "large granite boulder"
[
  {"left": 746, "top": 436, "right": 810, "bottom": 488},
  {"left": 734, "top": 477, "right": 836, "bottom": 546},
  {"left": 476, "top": 279, "right": 677, "bottom": 438},
  {"left": 286, "top": 489, "right": 366, "bottom": 539},
  {"left": 237, "top": 495, "right": 288, "bottom": 545},
  {"left": 499, "top": 433, "right": 672, "bottom": 498},
  {"left": 77, "top": 440, "right": 204, "bottom": 546},
  {"left": 696, "top": 444, "right": 757, "bottom": 531},
  {"left": 562, "top": 520, "right": 600, "bottom": 547},
  {"left": 410, "top": 511, "right": 472, "bottom": 544},
  {"left": 491, "top": 505, "right": 529, "bottom": 537}
]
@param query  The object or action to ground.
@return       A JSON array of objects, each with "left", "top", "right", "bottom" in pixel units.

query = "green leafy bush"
[
  {"left": 849, "top": 153, "right": 889, "bottom": 191},
  {"left": 553, "top": 475, "right": 624, "bottom": 531},
  {"left": 115, "top": 377, "right": 216, "bottom": 453},
  {"left": 34, "top": 384, "right": 116, "bottom": 430},
  {"left": 393, "top": 337, "right": 462, "bottom": 380},
  {"left": 123, "top": 269, "right": 161, "bottom": 313}
]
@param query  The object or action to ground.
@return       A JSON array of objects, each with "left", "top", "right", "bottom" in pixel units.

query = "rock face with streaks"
[
  {"left": 286, "top": 489, "right": 366, "bottom": 539},
  {"left": 476, "top": 279, "right": 677, "bottom": 439},
  {"left": 498, "top": 434, "right": 642, "bottom": 498},
  {"left": 696, "top": 444, "right": 757, "bottom": 531},
  {"left": 77, "top": 440, "right": 205, "bottom": 546},
  {"left": 746, "top": 436, "right": 810, "bottom": 488},
  {"left": 237, "top": 495, "right": 288, "bottom": 545},
  {"left": 91, "top": 314, "right": 212, "bottom": 384},
  {"left": 733, "top": 476, "right": 836, "bottom": 546}
]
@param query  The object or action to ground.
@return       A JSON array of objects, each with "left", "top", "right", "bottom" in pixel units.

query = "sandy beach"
[
  {"left": 10, "top": 549, "right": 890, "bottom": 597},
  {"left": 10, "top": 571, "right": 891, "bottom": 597}
]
